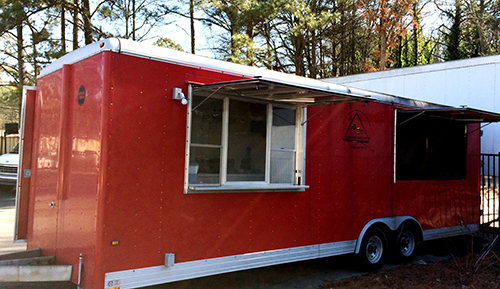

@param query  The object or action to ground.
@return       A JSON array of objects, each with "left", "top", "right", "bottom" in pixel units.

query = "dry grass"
[{"left": 321, "top": 237, "right": 500, "bottom": 289}]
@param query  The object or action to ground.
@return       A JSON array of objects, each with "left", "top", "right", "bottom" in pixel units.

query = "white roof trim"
[
  {"left": 38, "top": 38, "right": 121, "bottom": 78},
  {"left": 38, "top": 38, "right": 363, "bottom": 99},
  {"left": 37, "top": 38, "right": 449, "bottom": 109}
]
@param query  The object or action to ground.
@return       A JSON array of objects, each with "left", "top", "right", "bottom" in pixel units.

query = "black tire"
[
  {"left": 394, "top": 223, "right": 418, "bottom": 263},
  {"left": 359, "top": 227, "right": 387, "bottom": 271}
]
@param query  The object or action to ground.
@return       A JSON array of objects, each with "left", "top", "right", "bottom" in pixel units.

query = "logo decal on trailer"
[
  {"left": 78, "top": 85, "right": 86, "bottom": 106},
  {"left": 343, "top": 110, "right": 372, "bottom": 150}
]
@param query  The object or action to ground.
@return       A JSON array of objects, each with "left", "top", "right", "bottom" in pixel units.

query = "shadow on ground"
[{"left": 145, "top": 236, "right": 475, "bottom": 289}]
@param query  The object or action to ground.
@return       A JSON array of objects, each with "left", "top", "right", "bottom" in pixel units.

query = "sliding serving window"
[
  {"left": 188, "top": 96, "right": 223, "bottom": 185},
  {"left": 270, "top": 107, "right": 296, "bottom": 183},
  {"left": 186, "top": 89, "right": 305, "bottom": 192}
]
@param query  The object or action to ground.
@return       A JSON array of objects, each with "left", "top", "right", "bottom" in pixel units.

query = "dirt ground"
[{"left": 322, "top": 237, "right": 500, "bottom": 289}]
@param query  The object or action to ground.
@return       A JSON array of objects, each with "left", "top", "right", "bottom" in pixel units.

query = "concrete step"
[
  {"left": 0, "top": 265, "right": 73, "bottom": 282},
  {"left": 0, "top": 248, "right": 40, "bottom": 261},
  {"left": 0, "top": 248, "right": 73, "bottom": 283},
  {"left": 0, "top": 255, "right": 55, "bottom": 266},
  {"left": 0, "top": 281, "right": 76, "bottom": 289}
]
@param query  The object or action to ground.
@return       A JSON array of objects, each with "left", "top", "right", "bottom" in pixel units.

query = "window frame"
[{"left": 184, "top": 85, "right": 308, "bottom": 194}]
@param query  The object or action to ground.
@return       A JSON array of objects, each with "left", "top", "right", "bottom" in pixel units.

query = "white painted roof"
[{"left": 324, "top": 54, "right": 500, "bottom": 84}]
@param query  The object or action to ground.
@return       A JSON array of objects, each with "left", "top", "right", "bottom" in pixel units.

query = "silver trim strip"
[
  {"left": 423, "top": 224, "right": 479, "bottom": 240},
  {"left": 104, "top": 240, "right": 356, "bottom": 289},
  {"left": 104, "top": 223, "right": 478, "bottom": 288}
]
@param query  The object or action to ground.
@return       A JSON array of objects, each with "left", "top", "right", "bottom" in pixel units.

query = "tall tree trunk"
[
  {"left": 292, "top": 17, "right": 304, "bottom": 76},
  {"left": 349, "top": 4, "right": 356, "bottom": 74},
  {"left": 190, "top": 0, "right": 195, "bottom": 54},
  {"left": 73, "top": 0, "right": 79, "bottom": 50},
  {"left": 125, "top": 10, "right": 129, "bottom": 38},
  {"left": 31, "top": 30, "right": 38, "bottom": 76},
  {"left": 263, "top": 24, "right": 272, "bottom": 69},
  {"left": 82, "top": 0, "right": 92, "bottom": 44},
  {"left": 132, "top": 0, "right": 136, "bottom": 40},
  {"left": 61, "top": 5, "right": 66, "bottom": 54},
  {"left": 404, "top": 35, "right": 408, "bottom": 65},
  {"left": 379, "top": 19, "right": 387, "bottom": 71},
  {"left": 310, "top": 30, "right": 317, "bottom": 78},
  {"left": 17, "top": 17, "right": 24, "bottom": 112},
  {"left": 412, "top": 2, "right": 418, "bottom": 66},
  {"left": 396, "top": 35, "right": 402, "bottom": 68},
  {"left": 412, "top": 28, "right": 418, "bottom": 66},
  {"left": 246, "top": 24, "right": 255, "bottom": 66},
  {"left": 339, "top": 10, "right": 345, "bottom": 76},
  {"left": 477, "top": 0, "right": 486, "bottom": 55}
]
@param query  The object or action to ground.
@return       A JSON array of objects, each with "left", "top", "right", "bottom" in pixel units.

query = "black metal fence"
[{"left": 480, "top": 153, "right": 500, "bottom": 236}]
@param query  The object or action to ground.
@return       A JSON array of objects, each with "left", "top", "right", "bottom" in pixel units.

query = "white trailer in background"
[{"left": 323, "top": 55, "right": 500, "bottom": 154}]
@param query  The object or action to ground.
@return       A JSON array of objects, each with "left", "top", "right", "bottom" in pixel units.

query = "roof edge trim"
[{"left": 38, "top": 39, "right": 121, "bottom": 78}]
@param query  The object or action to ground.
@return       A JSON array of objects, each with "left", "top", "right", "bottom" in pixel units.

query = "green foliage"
[
  {"left": 390, "top": 32, "right": 435, "bottom": 68},
  {"left": 0, "top": 0, "right": 498, "bottom": 98},
  {"left": 153, "top": 37, "right": 184, "bottom": 51},
  {"left": 443, "top": 0, "right": 465, "bottom": 60},
  {"left": 0, "top": 86, "right": 19, "bottom": 127},
  {"left": 95, "top": 0, "right": 169, "bottom": 41}
]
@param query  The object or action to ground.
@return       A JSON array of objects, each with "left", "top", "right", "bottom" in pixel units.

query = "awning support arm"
[
  {"left": 301, "top": 104, "right": 330, "bottom": 126},
  {"left": 466, "top": 122, "right": 492, "bottom": 136},
  {"left": 397, "top": 111, "right": 425, "bottom": 127},
  {"left": 192, "top": 86, "right": 223, "bottom": 111}
]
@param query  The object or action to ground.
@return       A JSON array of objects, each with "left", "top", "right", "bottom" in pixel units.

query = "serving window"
[
  {"left": 396, "top": 112, "right": 467, "bottom": 181},
  {"left": 185, "top": 88, "right": 306, "bottom": 193}
]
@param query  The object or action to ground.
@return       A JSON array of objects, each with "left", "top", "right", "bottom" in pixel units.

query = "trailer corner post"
[
  {"left": 57, "top": 64, "right": 73, "bottom": 201},
  {"left": 95, "top": 51, "right": 113, "bottom": 289}
]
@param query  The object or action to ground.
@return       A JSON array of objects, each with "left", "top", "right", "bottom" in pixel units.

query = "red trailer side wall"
[
  {"left": 95, "top": 54, "right": 397, "bottom": 286},
  {"left": 30, "top": 51, "right": 481, "bottom": 288},
  {"left": 393, "top": 123, "right": 481, "bottom": 230},
  {"left": 305, "top": 102, "right": 395, "bottom": 243},
  {"left": 28, "top": 52, "right": 109, "bottom": 287}
]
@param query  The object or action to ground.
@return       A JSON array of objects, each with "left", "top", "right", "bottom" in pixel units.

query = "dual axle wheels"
[{"left": 359, "top": 224, "right": 418, "bottom": 271}]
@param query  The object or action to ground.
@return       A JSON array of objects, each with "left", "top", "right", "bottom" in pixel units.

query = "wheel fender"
[{"left": 355, "top": 216, "right": 422, "bottom": 254}]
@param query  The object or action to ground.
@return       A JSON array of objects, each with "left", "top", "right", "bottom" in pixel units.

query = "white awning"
[{"left": 191, "top": 78, "right": 375, "bottom": 106}]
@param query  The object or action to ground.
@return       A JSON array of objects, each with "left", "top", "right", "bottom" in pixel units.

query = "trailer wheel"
[
  {"left": 359, "top": 227, "right": 387, "bottom": 271},
  {"left": 394, "top": 224, "right": 417, "bottom": 263}
]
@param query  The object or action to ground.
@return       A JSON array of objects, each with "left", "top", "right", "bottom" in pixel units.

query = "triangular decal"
[{"left": 343, "top": 114, "right": 370, "bottom": 143}]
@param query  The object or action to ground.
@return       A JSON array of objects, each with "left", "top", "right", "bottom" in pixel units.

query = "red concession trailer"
[{"left": 16, "top": 38, "right": 500, "bottom": 288}]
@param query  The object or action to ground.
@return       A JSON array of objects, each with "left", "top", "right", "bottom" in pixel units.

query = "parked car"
[{"left": 0, "top": 144, "right": 19, "bottom": 187}]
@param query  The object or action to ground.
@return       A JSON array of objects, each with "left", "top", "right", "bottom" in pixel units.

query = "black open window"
[
  {"left": 396, "top": 107, "right": 500, "bottom": 181},
  {"left": 396, "top": 112, "right": 467, "bottom": 180}
]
